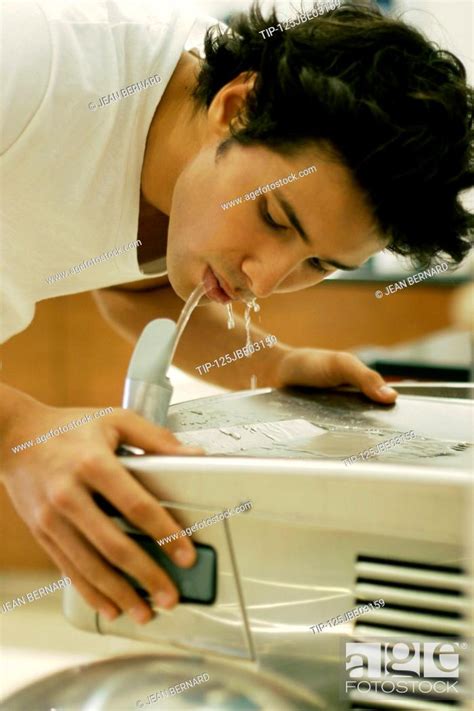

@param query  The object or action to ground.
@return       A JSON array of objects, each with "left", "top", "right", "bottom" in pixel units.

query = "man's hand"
[
  {"left": 1, "top": 386, "right": 203, "bottom": 624},
  {"left": 274, "top": 347, "right": 398, "bottom": 404}
]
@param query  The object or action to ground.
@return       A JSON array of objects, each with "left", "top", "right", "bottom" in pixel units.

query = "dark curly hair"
[{"left": 191, "top": 1, "right": 473, "bottom": 267}]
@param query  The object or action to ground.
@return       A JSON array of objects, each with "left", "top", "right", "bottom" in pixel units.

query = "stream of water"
[
  {"left": 244, "top": 298, "right": 260, "bottom": 356},
  {"left": 171, "top": 287, "right": 261, "bottom": 394},
  {"left": 169, "top": 282, "right": 206, "bottom": 362}
]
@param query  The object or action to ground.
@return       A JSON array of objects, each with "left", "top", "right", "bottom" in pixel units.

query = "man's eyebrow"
[
  {"left": 274, "top": 192, "right": 310, "bottom": 244},
  {"left": 273, "top": 192, "right": 361, "bottom": 271}
]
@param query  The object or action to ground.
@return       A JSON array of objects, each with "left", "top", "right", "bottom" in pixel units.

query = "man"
[{"left": 1, "top": 0, "right": 472, "bottom": 626}]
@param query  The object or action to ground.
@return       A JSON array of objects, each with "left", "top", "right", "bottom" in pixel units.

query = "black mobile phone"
[{"left": 124, "top": 536, "right": 217, "bottom": 605}]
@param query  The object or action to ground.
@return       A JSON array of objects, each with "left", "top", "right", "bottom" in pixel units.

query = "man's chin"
[
  {"left": 165, "top": 268, "right": 184, "bottom": 300},
  {"left": 167, "top": 269, "right": 198, "bottom": 303}
]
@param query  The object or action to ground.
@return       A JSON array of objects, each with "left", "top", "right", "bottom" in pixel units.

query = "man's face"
[{"left": 166, "top": 141, "right": 386, "bottom": 304}]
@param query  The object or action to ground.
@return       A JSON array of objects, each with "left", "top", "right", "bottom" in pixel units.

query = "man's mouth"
[
  {"left": 216, "top": 273, "right": 238, "bottom": 300},
  {"left": 203, "top": 266, "right": 235, "bottom": 304}
]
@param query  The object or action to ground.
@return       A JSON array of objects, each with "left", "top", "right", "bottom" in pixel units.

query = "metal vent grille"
[{"left": 347, "top": 555, "right": 469, "bottom": 710}]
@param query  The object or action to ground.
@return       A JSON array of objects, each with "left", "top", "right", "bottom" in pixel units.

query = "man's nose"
[{"left": 242, "top": 254, "right": 296, "bottom": 299}]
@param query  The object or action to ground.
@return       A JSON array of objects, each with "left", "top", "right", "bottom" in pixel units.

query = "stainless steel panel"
[{"left": 167, "top": 387, "right": 473, "bottom": 469}]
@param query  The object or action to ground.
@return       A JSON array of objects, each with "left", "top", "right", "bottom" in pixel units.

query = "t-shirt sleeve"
[{"left": 0, "top": 0, "right": 51, "bottom": 155}]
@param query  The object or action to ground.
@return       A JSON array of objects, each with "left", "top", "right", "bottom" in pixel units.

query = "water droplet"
[
  {"left": 244, "top": 302, "right": 252, "bottom": 356},
  {"left": 226, "top": 303, "right": 235, "bottom": 329},
  {"left": 243, "top": 298, "right": 259, "bottom": 357},
  {"left": 219, "top": 427, "right": 242, "bottom": 440}
]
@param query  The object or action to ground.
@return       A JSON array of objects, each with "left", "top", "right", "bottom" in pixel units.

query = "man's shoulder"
[{"left": 0, "top": 0, "right": 51, "bottom": 155}]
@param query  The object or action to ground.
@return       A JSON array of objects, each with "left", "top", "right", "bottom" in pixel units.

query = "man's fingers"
[
  {"left": 38, "top": 517, "right": 157, "bottom": 623},
  {"left": 334, "top": 353, "right": 397, "bottom": 403},
  {"left": 60, "top": 485, "right": 181, "bottom": 608},
  {"left": 37, "top": 534, "right": 121, "bottom": 621},
  {"left": 80, "top": 455, "right": 197, "bottom": 568},
  {"left": 111, "top": 410, "right": 204, "bottom": 455}
]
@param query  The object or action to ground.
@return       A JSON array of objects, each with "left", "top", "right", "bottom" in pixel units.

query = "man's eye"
[
  {"left": 260, "top": 204, "right": 287, "bottom": 231},
  {"left": 308, "top": 258, "right": 329, "bottom": 273}
]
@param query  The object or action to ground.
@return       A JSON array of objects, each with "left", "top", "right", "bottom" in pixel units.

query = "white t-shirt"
[{"left": 0, "top": 0, "right": 219, "bottom": 343}]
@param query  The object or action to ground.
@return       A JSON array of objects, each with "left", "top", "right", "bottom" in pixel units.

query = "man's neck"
[{"left": 140, "top": 51, "right": 205, "bottom": 215}]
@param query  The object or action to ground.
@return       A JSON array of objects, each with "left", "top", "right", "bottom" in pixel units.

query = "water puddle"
[
  {"left": 177, "top": 419, "right": 326, "bottom": 455},
  {"left": 169, "top": 388, "right": 472, "bottom": 466},
  {"left": 176, "top": 415, "right": 471, "bottom": 461}
]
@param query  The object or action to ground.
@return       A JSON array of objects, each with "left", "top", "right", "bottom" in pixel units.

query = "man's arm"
[
  {"left": 94, "top": 278, "right": 287, "bottom": 390},
  {"left": 0, "top": 381, "right": 203, "bottom": 625},
  {"left": 94, "top": 278, "right": 398, "bottom": 403}
]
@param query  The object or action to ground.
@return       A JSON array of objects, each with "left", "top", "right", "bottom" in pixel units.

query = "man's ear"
[{"left": 207, "top": 71, "right": 257, "bottom": 139}]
